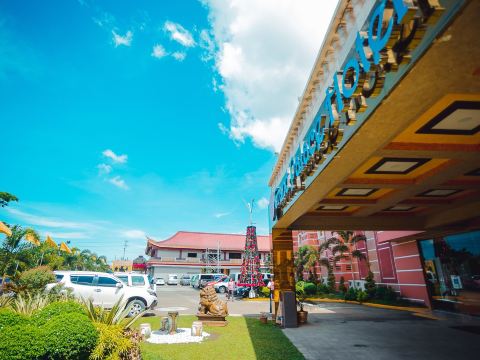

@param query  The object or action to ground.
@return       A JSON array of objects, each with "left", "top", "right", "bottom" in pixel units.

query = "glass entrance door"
[{"left": 420, "top": 231, "right": 480, "bottom": 315}]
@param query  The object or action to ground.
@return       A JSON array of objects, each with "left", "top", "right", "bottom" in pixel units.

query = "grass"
[{"left": 134, "top": 315, "right": 305, "bottom": 360}]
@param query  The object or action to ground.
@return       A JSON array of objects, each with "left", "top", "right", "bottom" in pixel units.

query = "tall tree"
[
  {"left": 0, "top": 192, "right": 18, "bottom": 207},
  {"left": 0, "top": 225, "right": 39, "bottom": 276}
]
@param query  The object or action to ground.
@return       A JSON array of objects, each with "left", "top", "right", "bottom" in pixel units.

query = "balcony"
[{"left": 147, "top": 257, "right": 264, "bottom": 266}]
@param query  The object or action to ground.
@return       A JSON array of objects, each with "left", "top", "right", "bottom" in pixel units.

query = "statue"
[{"left": 198, "top": 286, "right": 228, "bottom": 316}]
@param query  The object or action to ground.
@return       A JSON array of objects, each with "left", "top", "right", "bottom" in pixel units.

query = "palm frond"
[{"left": 351, "top": 250, "right": 367, "bottom": 261}]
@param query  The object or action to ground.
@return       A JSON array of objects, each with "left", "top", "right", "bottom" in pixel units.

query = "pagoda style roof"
[{"left": 145, "top": 230, "right": 271, "bottom": 254}]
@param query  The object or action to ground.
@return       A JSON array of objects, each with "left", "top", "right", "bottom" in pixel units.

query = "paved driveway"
[
  {"left": 153, "top": 284, "right": 269, "bottom": 316},
  {"left": 283, "top": 302, "right": 480, "bottom": 360}
]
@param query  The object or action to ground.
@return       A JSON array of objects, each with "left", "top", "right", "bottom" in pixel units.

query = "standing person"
[
  {"left": 267, "top": 276, "right": 274, "bottom": 314},
  {"left": 227, "top": 278, "right": 236, "bottom": 302}
]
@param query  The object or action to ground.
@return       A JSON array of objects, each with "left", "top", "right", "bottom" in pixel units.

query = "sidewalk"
[{"left": 283, "top": 302, "right": 480, "bottom": 360}]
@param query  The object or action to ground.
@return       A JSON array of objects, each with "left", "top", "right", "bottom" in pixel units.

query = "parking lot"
[{"left": 152, "top": 283, "right": 270, "bottom": 315}]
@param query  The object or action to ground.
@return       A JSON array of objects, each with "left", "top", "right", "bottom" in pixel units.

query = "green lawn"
[{"left": 134, "top": 315, "right": 305, "bottom": 360}]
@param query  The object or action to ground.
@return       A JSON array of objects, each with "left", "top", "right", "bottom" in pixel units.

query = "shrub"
[
  {"left": 356, "top": 290, "right": 368, "bottom": 303},
  {"left": 303, "top": 282, "right": 316, "bottom": 296},
  {"left": 0, "top": 309, "right": 28, "bottom": 332},
  {"left": 364, "top": 271, "right": 376, "bottom": 299},
  {"left": 344, "top": 287, "right": 357, "bottom": 301},
  {"left": 260, "top": 286, "right": 271, "bottom": 298},
  {"left": 0, "top": 295, "right": 13, "bottom": 308},
  {"left": 338, "top": 277, "right": 347, "bottom": 294},
  {"left": 33, "top": 300, "right": 86, "bottom": 326},
  {"left": 327, "top": 270, "right": 336, "bottom": 293},
  {"left": 375, "top": 286, "right": 398, "bottom": 302},
  {"left": 90, "top": 323, "right": 133, "bottom": 360},
  {"left": 0, "top": 324, "right": 46, "bottom": 360},
  {"left": 17, "top": 266, "right": 55, "bottom": 294},
  {"left": 11, "top": 293, "right": 50, "bottom": 316},
  {"left": 316, "top": 283, "right": 329, "bottom": 294},
  {"left": 43, "top": 312, "right": 98, "bottom": 360}
]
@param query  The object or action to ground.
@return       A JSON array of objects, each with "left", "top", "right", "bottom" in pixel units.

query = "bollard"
[{"left": 191, "top": 321, "right": 203, "bottom": 336}]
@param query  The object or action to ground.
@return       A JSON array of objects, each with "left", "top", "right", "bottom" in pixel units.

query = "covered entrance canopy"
[
  {"left": 267, "top": 0, "right": 480, "bottom": 326},
  {"left": 269, "top": 0, "right": 479, "bottom": 235}
]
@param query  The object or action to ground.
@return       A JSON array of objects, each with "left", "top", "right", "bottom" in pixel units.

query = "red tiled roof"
[{"left": 146, "top": 231, "right": 271, "bottom": 252}]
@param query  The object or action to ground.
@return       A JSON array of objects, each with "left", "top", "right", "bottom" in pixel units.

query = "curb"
[{"left": 306, "top": 298, "right": 439, "bottom": 319}]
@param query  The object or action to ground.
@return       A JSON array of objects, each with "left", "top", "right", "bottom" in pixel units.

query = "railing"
[{"left": 148, "top": 257, "right": 263, "bottom": 266}]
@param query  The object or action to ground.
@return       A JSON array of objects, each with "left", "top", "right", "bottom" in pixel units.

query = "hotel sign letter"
[{"left": 273, "top": 0, "right": 445, "bottom": 221}]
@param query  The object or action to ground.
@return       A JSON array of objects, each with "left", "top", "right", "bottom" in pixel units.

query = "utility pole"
[{"left": 122, "top": 239, "right": 128, "bottom": 260}]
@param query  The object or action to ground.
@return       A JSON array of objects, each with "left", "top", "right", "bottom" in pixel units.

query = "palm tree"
[
  {"left": 320, "top": 231, "right": 368, "bottom": 283},
  {"left": 0, "top": 225, "right": 39, "bottom": 277}
]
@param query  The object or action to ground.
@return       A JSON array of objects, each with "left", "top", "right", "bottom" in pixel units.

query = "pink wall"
[{"left": 292, "top": 230, "right": 431, "bottom": 307}]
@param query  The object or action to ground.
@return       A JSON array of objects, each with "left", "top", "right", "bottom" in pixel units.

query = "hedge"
[
  {"left": 43, "top": 312, "right": 98, "bottom": 360},
  {"left": 0, "top": 324, "right": 46, "bottom": 360},
  {"left": 0, "top": 309, "right": 28, "bottom": 332},
  {"left": 0, "top": 309, "right": 98, "bottom": 360},
  {"left": 33, "top": 300, "right": 86, "bottom": 326}
]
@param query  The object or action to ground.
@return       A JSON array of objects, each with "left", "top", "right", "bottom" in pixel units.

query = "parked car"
[
  {"left": 179, "top": 275, "right": 191, "bottom": 286},
  {"left": 156, "top": 277, "right": 165, "bottom": 286},
  {"left": 167, "top": 274, "right": 179, "bottom": 285},
  {"left": 47, "top": 271, "right": 157, "bottom": 316},
  {"left": 192, "top": 273, "right": 223, "bottom": 289},
  {"left": 190, "top": 274, "right": 198, "bottom": 287},
  {"left": 213, "top": 277, "right": 230, "bottom": 293},
  {"left": 199, "top": 273, "right": 224, "bottom": 288},
  {"left": 0, "top": 277, "right": 12, "bottom": 295},
  {"left": 114, "top": 272, "right": 156, "bottom": 292},
  {"left": 205, "top": 274, "right": 228, "bottom": 287}
]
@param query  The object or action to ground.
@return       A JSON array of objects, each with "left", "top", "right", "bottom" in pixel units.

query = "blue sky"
[{"left": 0, "top": 0, "right": 337, "bottom": 260}]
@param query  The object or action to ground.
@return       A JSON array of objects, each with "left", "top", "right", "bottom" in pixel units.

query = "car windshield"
[{"left": 55, "top": 274, "right": 64, "bottom": 282}]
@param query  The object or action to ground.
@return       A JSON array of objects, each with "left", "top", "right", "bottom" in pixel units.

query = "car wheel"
[
  {"left": 219, "top": 286, "right": 226, "bottom": 294},
  {"left": 127, "top": 299, "right": 146, "bottom": 317}
]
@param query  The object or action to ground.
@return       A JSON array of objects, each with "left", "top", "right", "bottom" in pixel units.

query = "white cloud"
[
  {"left": 172, "top": 51, "right": 186, "bottom": 61},
  {"left": 122, "top": 229, "right": 146, "bottom": 239},
  {"left": 6, "top": 208, "right": 85, "bottom": 229},
  {"left": 43, "top": 231, "right": 89, "bottom": 239},
  {"left": 257, "top": 197, "right": 269, "bottom": 209},
  {"left": 108, "top": 176, "right": 129, "bottom": 190},
  {"left": 97, "top": 163, "right": 112, "bottom": 175},
  {"left": 217, "top": 122, "right": 229, "bottom": 135},
  {"left": 163, "top": 21, "right": 195, "bottom": 47},
  {"left": 199, "top": 29, "right": 215, "bottom": 62},
  {"left": 112, "top": 30, "right": 133, "bottom": 47},
  {"left": 214, "top": 212, "right": 231, "bottom": 218},
  {"left": 102, "top": 149, "right": 128, "bottom": 164},
  {"left": 151, "top": 44, "right": 167, "bottom": 59},
  {"left": 201, "top": 0, "right": 338, "bottom": 151}
]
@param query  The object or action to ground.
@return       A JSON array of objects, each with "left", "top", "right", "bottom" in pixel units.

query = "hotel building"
[
  {"left": 268, "top": 0, "right": 480, "bottom": 326},
  {"left": 145, "top": 231, "right": 271, "bottom": 281}
]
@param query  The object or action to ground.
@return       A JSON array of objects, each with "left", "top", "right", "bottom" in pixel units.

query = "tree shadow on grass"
[{"left": 244, "top": 316, "right": 305, "bottom": 360}]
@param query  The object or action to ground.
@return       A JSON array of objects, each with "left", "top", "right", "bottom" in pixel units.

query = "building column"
[{"left": 272, "top": 228, "right": 296, "bottom": 321}]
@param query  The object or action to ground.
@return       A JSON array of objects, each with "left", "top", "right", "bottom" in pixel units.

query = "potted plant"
[{"left": 296, "top": 282, "right": 308, "bottom": 324}]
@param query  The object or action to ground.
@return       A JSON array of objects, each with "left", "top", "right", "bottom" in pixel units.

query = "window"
[
  {"left": 97, "top": 276, "right": 119, "bottom": 287},
  {"left": 229, "top": 252, "right": 242, "bottom": 259},
  {"left": 132, "top": 276, "right": 145, "bottom": 286},
  {"left": 187, "top": 253, "right": 197, "bottom": 258},
  {"left": 346, "top": 265, "right": 352, "bottom": 271},
  {"left": 70, "top": 275, "right": 94, "bottom": 285},
  {"left": 335, "top": 266, "right": 341, "bottom": 271},
  {"left": 117, "top": 275, "right": 128, "bottom": 284},
  {"left": 55, "top": 274, "right": 64, "bottom": 282}
]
